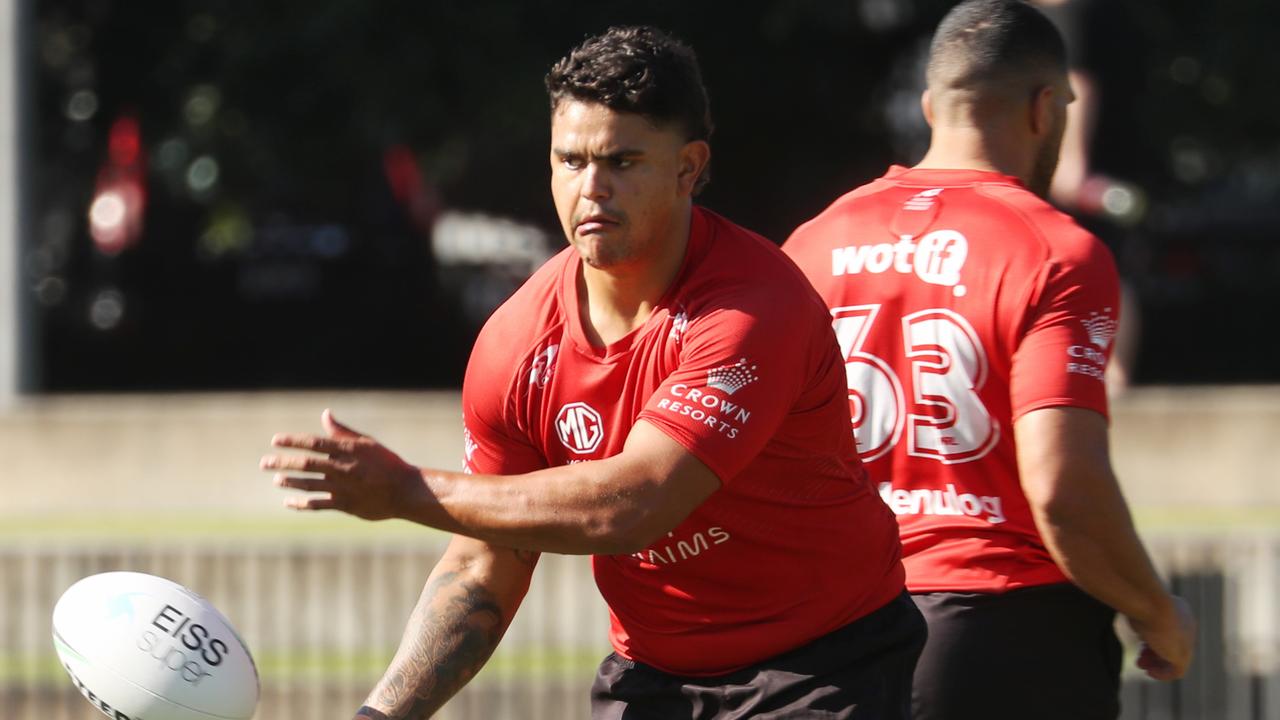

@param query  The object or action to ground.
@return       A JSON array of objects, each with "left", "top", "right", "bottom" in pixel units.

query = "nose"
[{"left": 580, "top": 162, "right": 611, "bottom": 201}]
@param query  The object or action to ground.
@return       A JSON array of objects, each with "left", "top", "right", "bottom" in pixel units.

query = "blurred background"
[{"left": 2, "top": 0, "right": 1278, "bottom": 718}]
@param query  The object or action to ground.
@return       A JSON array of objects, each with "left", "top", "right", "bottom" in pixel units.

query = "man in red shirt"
[
  {"left": 783, "top": 2, "right": 1194, "bottom": 718},
  {"left": 262, "top": 25, "right": 922, "bottom": 719}
]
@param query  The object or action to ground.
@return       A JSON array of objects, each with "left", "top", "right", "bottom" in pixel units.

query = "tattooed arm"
[{"left": 352, "top": 535, "right": 540, "bottom": 719}]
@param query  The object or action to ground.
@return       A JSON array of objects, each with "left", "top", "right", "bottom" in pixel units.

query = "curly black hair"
[{"left": 546, "top": 26, "right": 714, "bottom": 191}]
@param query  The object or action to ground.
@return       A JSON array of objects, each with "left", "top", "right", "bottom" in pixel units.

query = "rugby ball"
[{"left": 52, "top": 571, "right": 259, "bottom": 720}]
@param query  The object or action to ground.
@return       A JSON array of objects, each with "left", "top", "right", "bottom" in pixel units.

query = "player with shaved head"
[{"left": 784, "top": 2, "right": 1195, "bottom": 718}]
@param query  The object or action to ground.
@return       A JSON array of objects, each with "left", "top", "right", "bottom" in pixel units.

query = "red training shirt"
[
  {"left": 462, "top": 206, "right": 905, "bottom": 675},
  {"left": 783, "top": 167, "right": 1120, "bottom": 594}
]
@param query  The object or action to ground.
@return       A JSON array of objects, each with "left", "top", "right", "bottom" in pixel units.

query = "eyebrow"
[{"left": 552, "top": 147, "right": 645, "bottom": 161}]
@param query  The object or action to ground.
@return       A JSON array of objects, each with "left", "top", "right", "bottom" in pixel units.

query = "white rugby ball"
[{"left": 52, "top": 571, "right": 259, "bottom": 720}]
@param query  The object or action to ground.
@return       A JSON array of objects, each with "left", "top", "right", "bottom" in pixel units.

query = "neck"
[
  {"left": 578, "top": 205, "right": 693, "bottom": 348},
  {"left": 915, "top": 124, "right": 1030, "bottom": 185}
]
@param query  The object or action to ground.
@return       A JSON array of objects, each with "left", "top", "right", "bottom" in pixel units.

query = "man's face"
[
  {"left": 1029, "top": 75, "right": 1074, "bottom": 198},
  {"left": 549, "top": 100, "right": 700, "bottom": 270}
]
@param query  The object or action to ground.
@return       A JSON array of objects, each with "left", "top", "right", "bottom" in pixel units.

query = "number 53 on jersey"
[{"left": 832, "top": 304, "right": 999, "bottom": 464}]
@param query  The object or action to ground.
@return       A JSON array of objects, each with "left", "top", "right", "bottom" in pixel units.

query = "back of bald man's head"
[{"left": 926, "top": 0, "right": 1067, "bottom": 114}]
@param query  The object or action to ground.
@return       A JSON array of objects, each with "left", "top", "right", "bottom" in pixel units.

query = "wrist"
[
  {"left": 394, "top": 466, "right": 435, "bottom": 520},
  {"left": 1127, "top": 590, "right": 1177, "bottom": 631}
]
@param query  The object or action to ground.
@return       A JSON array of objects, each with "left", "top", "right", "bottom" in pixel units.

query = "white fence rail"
[
  {"left": 3, "top": 533, "right": 1279, "bottom": 719},
  {"left": 0, "top": 539, "right": 609, "bottom": 720}
]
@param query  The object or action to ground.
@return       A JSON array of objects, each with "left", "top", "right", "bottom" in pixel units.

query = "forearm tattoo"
[{"left": 357, "top": 569, "right": 507, "bottom": 719}]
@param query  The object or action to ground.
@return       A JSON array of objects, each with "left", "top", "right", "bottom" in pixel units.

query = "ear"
[
  {"left": 921, "top": 89, "right": 935, "bottom": 128},
  {"left": 676, "top": 139, "right": 711, "bottom": 196},
  {"left": 1029, "top": 84, "right": 1057, "bottom": 137}
]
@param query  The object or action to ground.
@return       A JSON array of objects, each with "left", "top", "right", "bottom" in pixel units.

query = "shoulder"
[
  {"left": 673, "top": 210, "right": 836, "bottom": 378},
  {"left": 473, "top": 248, "right": 569, "bottom": 350},
  {"left": 784, "top": 178, "right": 892, "bottom": 253},
  {"left": 690, "top": 208, "right": 830, "bottom": 320},
  {"left": 973, "top": 183, "right": 1116, "bottom": 279},
  {"left": 465, "top": 249, "right": 571, "bottom": 400}
]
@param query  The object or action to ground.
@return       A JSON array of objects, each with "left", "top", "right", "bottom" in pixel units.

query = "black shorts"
[
  {"left": 590, "top": 592, "right": 926, "bottom": 720},
  {"left": 911, "top": 583, "right": 1122, "bottom": 720}
]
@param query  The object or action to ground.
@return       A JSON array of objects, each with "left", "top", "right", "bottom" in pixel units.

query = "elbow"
[
  {"left": 581, "top": 505, "right": 674, "bottom": 555},
  {"left": 1029, "top": 493, "right": 1087, "bottom": 538},
  {"left": 1028, "top": 469, "right": 1128, "bottom": 536},
  {"left": 1029, "top": 485, "right": 1126, "bottom": 552}
]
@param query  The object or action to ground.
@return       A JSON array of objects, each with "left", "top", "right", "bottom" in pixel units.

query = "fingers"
[
  {"left": 271, "top": 432, "right": 356, "bottom": 456},
  {"left": 266, "top": 419, "right": 360, "bottom": 515},
  {"left": 284, "top": 494, "right": 337, "bottom": 512},
  {"left": 1136, "top": 645, "right": 1179, "bottom": 681},
  {"left": 272, "top": 473, "right": 333, "bottom": 493},
  {"left": 323, "top": 408, "right": 361, "bottom": 438},
  {"left": 272, "top": 469, "right": 340, "bottom": 513},
  {"left": 260, "top": 452, "right": 346, "bottom": 474},
  {"left": 1128, "top": 594, "right": 1196, "bottom": 682}
]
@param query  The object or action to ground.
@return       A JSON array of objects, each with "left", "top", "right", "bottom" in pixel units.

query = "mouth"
[{"left": 574, "top": 212, "right": 621, "bottom": 235}]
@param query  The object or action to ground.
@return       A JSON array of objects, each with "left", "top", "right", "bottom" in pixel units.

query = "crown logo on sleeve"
[
  {"left": 706, "top": 358, "right": 759, "bottom": 395},
  {"left": 1082, "top": 308, "right": 1117, "bottom": 350}
]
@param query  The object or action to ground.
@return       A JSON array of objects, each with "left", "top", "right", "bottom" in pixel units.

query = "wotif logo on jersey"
[
  {"left": 556, "top": 402, "right": 604, "bottom": 454},
  {"left": 831, "top": 230, "right": 969, "bottom": 297}
]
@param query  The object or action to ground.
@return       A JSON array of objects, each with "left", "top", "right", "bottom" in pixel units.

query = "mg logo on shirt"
[{"left": 556, "top": 402, "right": 604, "bottom": 454}]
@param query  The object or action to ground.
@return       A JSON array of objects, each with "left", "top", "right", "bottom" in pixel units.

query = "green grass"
[{"left": 2, "top": 647, "right": 605, "bottom": 686}]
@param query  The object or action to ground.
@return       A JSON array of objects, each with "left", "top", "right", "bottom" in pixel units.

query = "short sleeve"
[
  {"left": 637, "top": 298, "right": 814, "bottom": 482},
  {"left": 1010, "top": 237, "right": 1121, "bottom": 421},
  {"left": 460, "top": 329, "right": 548, "bottom": 476}
]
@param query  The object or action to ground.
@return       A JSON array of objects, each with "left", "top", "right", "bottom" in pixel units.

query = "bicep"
[
  {"left": 1014, "top": 406, "right": 1117, "bottom": 516},
  {"left": 609, "top": 420, "right": 722, "bottom": 534},
  {"left": 639, "top": 302, "right": 813, "bottom": 480}
]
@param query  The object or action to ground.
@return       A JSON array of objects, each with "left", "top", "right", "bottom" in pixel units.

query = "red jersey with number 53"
[
  {"left": 462, "top": 207, "right": 905, "bottom": 675},
  {"left": 783, "top": 167, "right": 1120, "bottom": 593}
]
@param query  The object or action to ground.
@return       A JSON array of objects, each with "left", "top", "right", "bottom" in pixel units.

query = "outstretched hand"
[{"left": 261, "top": 409, "right": 422, "bottom": 521}]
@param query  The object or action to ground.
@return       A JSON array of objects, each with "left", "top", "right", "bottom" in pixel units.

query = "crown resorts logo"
[
  {"left": 706, "top": 358, "right": 759, "bottom": 395},
  {"left": 1083, "top": 308, "right": 1117, "bottom": 349}
]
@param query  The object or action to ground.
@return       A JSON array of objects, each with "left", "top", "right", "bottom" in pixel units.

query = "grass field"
[{"left": 1, "top": 648, "right": 606, "bottom": 685}]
